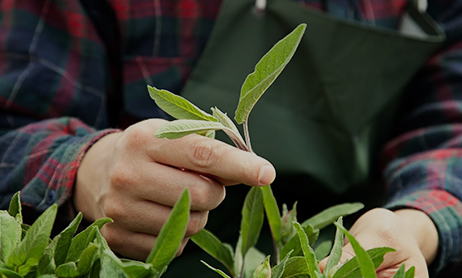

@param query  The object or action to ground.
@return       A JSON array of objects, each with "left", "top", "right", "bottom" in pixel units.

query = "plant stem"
[
  {"left": 240, "top": 261, "right": 245, "bottom": 278},
  {"left": 244, "top": 117, "right": 252, "bottom": 152},
  {"left": 273, "top": 237, "right": 279, "bottom": 265},
  {"left": 222, "top": 128, "right": 247, "bottom": 151}
]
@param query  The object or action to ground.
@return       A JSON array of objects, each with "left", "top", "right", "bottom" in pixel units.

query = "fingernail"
[{"left": 259, "top": 165, "right": 275, "bottom": 185}]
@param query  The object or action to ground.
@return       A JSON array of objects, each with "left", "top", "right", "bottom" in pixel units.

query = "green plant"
[
  {"left": 0, "top": 189, "right": 190, "bottom": 278},
  {"left": 148, "top": 24, "right": 416, "bottom": 278}
]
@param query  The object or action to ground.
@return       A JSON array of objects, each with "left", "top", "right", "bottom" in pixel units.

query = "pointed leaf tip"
[
  {"left": 234, "top": 23, "right": 306, "bottom": 124},
  {"left": 147, "top": 85, "right": 216, "bottom": 122}
]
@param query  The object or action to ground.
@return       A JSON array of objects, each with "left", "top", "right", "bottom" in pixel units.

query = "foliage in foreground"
[
  {"left": 0, "top": 24, "right": 417, "bottom": 278},
  {"left": 0, "top": 190, "right": 190, "bottom": 278},
  {"left": 148, "top": 24, "right": 416, "bottom": 278}
]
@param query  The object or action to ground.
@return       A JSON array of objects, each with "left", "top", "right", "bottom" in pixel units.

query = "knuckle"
[
  {"left": 376, "top": 225, "right": 399, "bottom": 246},
  {"left": 103, "top": 200, "right": 127, "bottom": 220},
  {"left": 109, "top": 163, "right": 134, "bottom": 189},
  {"left": 122, "top": 124, "right": 150, "bottom": 149},
  {"left": 185, "top": 212, "right": 208, "bottom": 236},
  {"left": 101, "top": 226, "right": 123, "bottom": 249},
  {"left": 189, "top": 181, "right": 225, "bottom": 211},
  {"left": 190, "top": 141, "right": 217, "bottom": 169},
  {"left": 189, "top": 184, "right": 209, "bottom": 210}
]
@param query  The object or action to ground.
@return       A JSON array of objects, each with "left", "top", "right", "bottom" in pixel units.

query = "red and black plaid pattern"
[{"left": 1, "top": 0, "right": 462, "bottom": 274}]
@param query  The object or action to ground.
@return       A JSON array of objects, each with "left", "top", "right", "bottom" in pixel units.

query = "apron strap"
[
  {"left": 256, "top": 0, "right": 428, "bottom": 15},
  {"left": 255, "top": 0, "right": 266, "bottom": 11},
  {"left": 416, "top": 0, "right": 428, "bottom": 12}
]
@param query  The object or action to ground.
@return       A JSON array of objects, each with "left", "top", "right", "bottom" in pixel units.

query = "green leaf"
[
  {"left": 85, "top": 258, "right": 101, "bottom": 278},
  {"left": 240, "top": 187, "right": 264, "bottom": 257},
  {"left": 99, "top": 250, "right": 154, "bottom": 278},
  {"left": 20, "top": 224, "right": 29, "bottom": 241},
  {"left": 148, "top": 85, "right": 216, "bottom": 121},
  {"left": 314, "top": 240, "right": 332, "bottom": 262},
  {"left": 333, "top": 223, "right": 376, "bottom": 278},
  {"left": 8, "top": 192, "right": 22, "bottom": 223},
  {"left": 280, "top": 203, "right": 298, "bottom": 246},
  {"left": 54, "top": 212, "right": 83, "bottom": 266},
  {"left": 155, "top": 119, "right": 228, "bottom": 139},
  {"left": 294, "top": 222, "right": 319, "bottom": 278},
  {"left": 332, "top": 247, "right": 395, "bottom": 278},
  {"left": 392, "top": 264, "right": 405, "bottom": 278},
  {"left": 279, "top": 256, "right": 310, "bottom": 278},
  {"left": 205, "top": 130, "right": 216, "bottom": 139},
  {"left": 99, "top": 251, "right": 129, "bottom": 278},
  {"left": 0, "top": 266, "right": 24, "bottom": 278},
  {"left": 302, "top": 203, "right": 364, "bottom": 230},
  {"left": 280, "top": 224, "right": 319, "bottom": 259},
  {"left": 37, "top": 235, "right": 60, "bottom": 275},
  {"left": 0, "top": 211, "right": 21, "bottom": 262},
  {"left": 325, "top": 217, "right": 344, "bottom": 274},
  {"left": 253, "top": 256, "right": 271, "bottom": 278},
  {"left": 0, "top": 261, "right": 23, "bottom": 278},
  {"left": 66, "top": 217, "right": 112, "bottom": 262},
  {"left": 201, "top": 261, "right": 232, "bottom": 278},
  {"left": 55, "top": 243, "right": 99, "bottom": 277},
  {"left": 243, "top": 247, "right": 267, "bottom": 278},
  {"left": 211, "top": 107, "right": 240, "bottom": 136},
  {"left": 7, "top": 204, "right": 57, "bottom": 276},
  {"left": 405, "top": 266, "right": 415, "bottom": 278},
  {"left": 211, "top": 107, "right": 247, "bottom": 150},
  {"left": 234, "top": 24, "right": 306, "bottom": 124},
  {"left": 270, "top": 250, "right": 293, "bottom": 278},
  {"left": 191, "top": 229, "right": 235, "bottom": 276},
  {"left": 234, "top": 241, "right": 267, "bottom": 278},
  {"left": 118, "top": 258, "right": 154, "bottom": 278},
  {"left": 146, "top": 189, "right": 190, "bottom": 272},
  {"left": 234, "top": 236, "right": 243, "bottom": 277},
  {"left": 261, "top": 185, "right": 282, "bottom": 244}
]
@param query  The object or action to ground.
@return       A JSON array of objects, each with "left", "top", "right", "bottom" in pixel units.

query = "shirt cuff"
[
  {"left": 39, "top": 129, "right": 120, "bottom": 224},
  {"left": 384, "top": 189, "right": 462, "bottom": 274}
]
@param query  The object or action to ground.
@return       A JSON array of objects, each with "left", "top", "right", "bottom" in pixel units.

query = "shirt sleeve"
[
  {"left": 0, "top": 118, "right": 118, "bottom": 224},
  {"left": 382, "top": 0, "right": 462, "bottom": 274},
  {"left": 0, "top": 0, "right": 114, "bottom": 225}
]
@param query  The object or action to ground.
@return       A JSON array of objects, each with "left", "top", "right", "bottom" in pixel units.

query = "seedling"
[{"left": 148, "top": 24, "right": 415, "bottom": 278}]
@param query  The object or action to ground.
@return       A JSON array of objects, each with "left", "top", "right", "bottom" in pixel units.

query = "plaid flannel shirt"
[{"left": 0, "top": 0, "right": 462, "bottom": 275}]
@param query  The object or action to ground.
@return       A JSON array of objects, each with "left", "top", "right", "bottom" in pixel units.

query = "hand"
[
  {"left": 319, "top": 208, "right": 439, "bottom": 278},
  {"left": 74, "top": 119, "right": 275, "bottom": 260}
]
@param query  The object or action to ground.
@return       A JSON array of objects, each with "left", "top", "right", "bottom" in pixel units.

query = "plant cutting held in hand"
[
  {"left": 148, "top": 24, "right": 415, "bottom": 278},
  {"left": 149, "top": 22, "right": 307, "bottom": 153}
]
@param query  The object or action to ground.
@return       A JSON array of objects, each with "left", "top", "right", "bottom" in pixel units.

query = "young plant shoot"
[{"left": 148, "top": 23, "right": 416, "bottom": 278}]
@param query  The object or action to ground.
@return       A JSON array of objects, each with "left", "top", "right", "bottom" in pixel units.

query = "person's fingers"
[
  {"left": 156, "top": 135, "right": 275, "bottom": 186},
  {"left": 109, "top": 158, "right": 225, "bottom": 211},
  {"left": 134, "top": 119, "right": 276, "bottom": 187},
  {"left": 103, "top": 197, "right": 208, "bottom": 236},
  {"left": 335, "top": 209, "right": 430, "bottom": 278}
]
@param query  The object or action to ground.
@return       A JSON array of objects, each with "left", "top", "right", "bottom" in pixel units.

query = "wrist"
[
  {"left": 393, "top": 208, "right": 439, "bottom": 264},
  {"left": 74, "top": 132, "right": 122, "bottom": 222}
]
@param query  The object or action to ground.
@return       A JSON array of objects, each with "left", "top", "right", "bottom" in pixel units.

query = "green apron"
[
  {"left": 166, "top": 1, "right": 444, "bottom": 277},
  {"left": 181, "top": 0, "right": 444, "bottom": 194}
]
